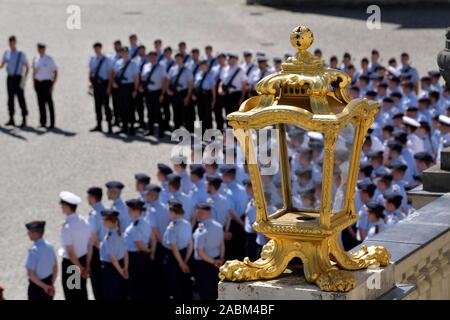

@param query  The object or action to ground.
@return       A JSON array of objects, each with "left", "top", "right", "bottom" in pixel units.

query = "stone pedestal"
[{"left": 218, "top": 264, "right": 395, "bottom": 300}]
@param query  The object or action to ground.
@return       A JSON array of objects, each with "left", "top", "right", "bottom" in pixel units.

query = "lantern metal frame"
[{"left": 219, "top": 26, "right": 390, "bottom": 292}]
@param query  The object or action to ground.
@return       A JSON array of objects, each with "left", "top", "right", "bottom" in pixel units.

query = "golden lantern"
[{"left": 218, "top": 25, "right": 390, "bottom": 292}]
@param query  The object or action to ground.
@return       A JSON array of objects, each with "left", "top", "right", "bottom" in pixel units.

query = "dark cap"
[
  {"left": 366, "top": 201, "right": 385, "bottom": 215},
  {"left": 295, "top": 166, "right": 313, "bottom": 177},
  {"left": 196, "top": 202, "right": 212, "bottom": 211},
  {"left": 37, "top": 43, "right": 46, "bottom": 49},
  {"left": 157, "top": 163, "right": 173, "bottom": 176},
  {"left": 367, "top": 150, "right": 383, "bottom": 159},
  {"left": 144, "top": 184, "right": 162, "bottom": 193},
  {"left": 383, "top": 190, "right": 403, "bottom": 205},
  {"left": 105, "top": 181, "right": 124, "bottom": 190},
  {"left": 414, "top": 152, "right": 433, "bottom": 163},
  {"left": 388, "top": 159, "right": 408, "bottom": 171},
  {"left": 382, "top": 97, "right": 394, "bottom": 104},
  {"left": 206, "top": 175, "right": 222, "bottom": 187},
  {"left": 101, "top": 209, "right": 120, "bottom": 217},
  {"left": 387, "top": 140, "right": 403, "bottom": 152},
  {"left": 25, "top": 220, "right": 45, "bottom": 232},
  {"left": 125, "top": 198, "right": 146, "bottom": 210},
  {"left": 134, "top": 173, "right": 150, "bottom": 184},
  {"left": 242, "top": 178, "right": 252, "bottom": 186},
  {"left": 300, "top": 188, "right": 315, "bottom": 197},
  {"left": 168, "top": 199, "right": 183, "bottom": 210}
]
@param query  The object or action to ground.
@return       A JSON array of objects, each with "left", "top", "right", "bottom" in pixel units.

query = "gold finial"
[{"left": 290, "top": 25, "right": 314, "bottom": 52}]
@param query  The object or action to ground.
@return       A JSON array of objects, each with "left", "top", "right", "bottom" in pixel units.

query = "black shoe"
[
  {"left": 144, "top": 129, "right": 154, "bottom": 136},
  {"left": 20, "top": 118, "right": 27, "bottom": 128},
  {"left": 129, "top": 129, "right": 136, "bottom": 136},
  {"left": 5, "top": 118, "right": 15, "bottom": 126},
  {"left": 48, "top": 125, "right": 55, "bottom": 130},
  {"left": 107, "top": 123, "right": 113, "bottom": 134},
  {"left": 90, "top": 125, "right": 102, "bottom": 132}
]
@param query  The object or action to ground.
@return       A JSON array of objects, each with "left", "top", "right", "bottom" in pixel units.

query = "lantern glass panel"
[
  {"left": 286, "top": 125, "right": 322, "bottom": 213},
  {"left": 331, "top": 123, "right": 356, "bottom": 214}
]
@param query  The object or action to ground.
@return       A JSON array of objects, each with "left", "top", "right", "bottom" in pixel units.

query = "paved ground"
[{"left": 0, "top": 0, "right": 448, "bottom": 300}]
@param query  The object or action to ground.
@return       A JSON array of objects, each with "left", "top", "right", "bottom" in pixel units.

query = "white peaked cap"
[
  {"left": 59, "top": 191, "right": 81, "bottom": 205},
  {"left": 402, "top": 116, "right": 420, "bottom": 128}
]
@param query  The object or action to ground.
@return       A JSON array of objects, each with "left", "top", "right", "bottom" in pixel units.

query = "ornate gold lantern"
[{"left": 219, "top": 25, "right": 390, "bottom": 292}]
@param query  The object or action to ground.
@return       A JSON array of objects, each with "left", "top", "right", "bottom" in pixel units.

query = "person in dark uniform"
[
  {"left": 109, "top": 40, "right": 123, "bottom": 127},
  {"left": 218, "top": 53, "right": 247, "bottom": 120},
  {"left": 134, "top": 45, "right": 148, "bottom": 130},
  {"left": 59, "top": 191, "right": 91, "bottom": 301},
  {"left": 89, "top": 42, "right": 112, "bottom": 133},
  {"left": 167, "top": 53, "right": 194, "bottom": 130},
  {"left": 86, "top": 186, "right": 106, "bottom": 300},
  {"left": 99, "top": 209, "right": 128, "bottom": 301},
  {"left": 193, "top": 203, "right": 224, "bottom": 300},
  {"left": 25, "top": 221, "right": 57, "bottom": 301},
  {"left": 0, "top": 35, "right": 29, "bottom": 127},
  {"left": 163, "top": 199, "right": 193, "bottom": 300},
  {"left": 160, "top": 46, "right": 175, "bottom": 132},
  {"left": 123, "top": 198, "right": 155, "bottom": 300},
  {"left": 32, "top": 43, "right": 58, "bottom": 129},
  {"left": 193, "top": 60, "right": 216, "bottom": 135},
  {"left": 110, "top": 46, "right": 139, "bottom": 135},
  {"left": 140, "top": 51, "right": 168, "bottom": 138}
]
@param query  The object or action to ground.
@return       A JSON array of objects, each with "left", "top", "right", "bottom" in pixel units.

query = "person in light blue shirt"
[
  {"left": 243, "top": 180, "right": 259, "bottom": 262},
  {"left": 25, "top": 221, "right": 57, "bottom": 300},
  {"left": 163, "top": 199, "right": 193, "bottom": 300},
  {"left": 167, "top": 173, "right": 195, "bottom": 223},
  {"left": 110, "top": 46, "right": 139, "bottom": 135},
  {"left": 105, "top": 181, "right": 131, "bottom": 230},
  {"left": 85, "top": 186, "right": 106, "bottom": 300},
  {"left": 99, "top": 209, "right": 128, "bottom": 300},
  {"left": 193, "top": 60, "right": 216, "bottom": 133},
  {"left": 133, "top": 45, "right": 148, "bottom": 129},
  {"left": 89, "top": 42, "right": 113, "bottom": 133},
  {"left": 206, "top": 175, "right": 234, "bottom": 229},
  {"left": 0, "top": 35, "right": 29, "bottom": 126},
  {"left": 156, "top": 163, "right": 173, "bottom": 203},
  {"left": 190, "top": 164, "right": 208, "bottom": 205},
  {"left": 193, "top": 203, "right": 224, "bottom": 300},
  {"left": 108, "top": 40, "right": 123, "bottom": 127},
  {"left": 134, "top": 173, "right": 150, "bottom": 201},
  {"left": 123, "top": 199, "right": 155, "bottom": 300},
  {"left": 171, "top": 154, "right": 192, "bottom": 194},
  {"left": 220, "top": 165, "right": 247, "bottom": 260},
  {"left": 128, "top": 34, "right": 139, "bottom": 59}
]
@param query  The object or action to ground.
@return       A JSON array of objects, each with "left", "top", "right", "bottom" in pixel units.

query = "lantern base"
[{"left": 218, "top": 235, "right": 390, "bottom": 292}]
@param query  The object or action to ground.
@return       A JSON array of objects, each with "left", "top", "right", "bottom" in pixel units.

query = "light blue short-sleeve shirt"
[
  {"left": 163, "top": 217, "right": 192, "bottom": 250},
  {"left": 25, "top": 239, "right": 57, "bottom": 279},
  {"left": 100, "top": 229, "right": 126, "bottom": 262},
  {"left": 123, "top": 217, "right": 152, "bottom": 252},
  {"left": 193, "top": 219, "right": 223, "bottom": 260},
  {"left": 2, "top": 50, "right": 28, "bottom": 75}
]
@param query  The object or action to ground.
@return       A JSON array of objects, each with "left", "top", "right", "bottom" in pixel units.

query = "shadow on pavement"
[
  {"left": 255, "top": 3, "right": 450, "bottom": 29},
  {"left": 0, "top": 126, "right": 27, "bottom": 141},
  {"left": 47, "top": 127, "right": 77, "bottom": 137},
  {"left": 17, "top": 126, "right": 47, "bottom": 136},
  {"left": 101, "top": 131, "right": 179, "bottom": 145}
]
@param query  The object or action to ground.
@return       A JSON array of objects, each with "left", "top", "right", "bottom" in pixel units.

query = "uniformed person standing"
[
  {"left": 248, "top": 56, "right": 270, "bottom": 97},
  {"left": 163, "top": 199, "right": 193, "bottom": 300},
  {"left": 123, "top": 199, "right": 155, "bottom": 300},
  {"left": 109, "top": 40, "right": 123, "bottom": 127},
  {"left": 32, "top": 43, "right": 58, "bottom": 129},
  {"left": 106, "top": 181, "right": 130, "bottom": 231},
  {"left": 25, "top": 221, "right": 57, "bottom": 301},
  {"left": 59, "top": 191, "right": 91, "bottom": 301},
  {"left": 218, "top": 53, "right": 247, "bottom": 119},
  {"left": 185, "top": 48, "right": 201, "bottom": 133},
  {"left": 110, "top": 46, "right": 139, "bottom": 135},
  {"left": 160, "top": 47, "right": 175, "bottom": 132},
  {"left": 0, "top": 36, "right": 29, "bottom": 127},
  {"left": 193, "top": 60, "right": 216, "bottom": 134},
  {"left": 211, "top": 53, "right": 227, "bottom": 131},
  {"left": 193, "top": 203, "right": 224, "bottom": 300},
  {"left": 143, "top": 184, "right": 170, "bottom": 299},
  {"left": 99, "top": 209, "right": 128, "bottom": 301},
  {"left": 141, "top": 51, "right": 168, "bottom": 137},
  {"left": 89, "top": 42, "right": 112, "bottom": 133},
  {"left": 86, "top": 187, "right": 106, "bottom": 300},
  {"left": 167, "top": 53, "right": 194, "bottom": 130},
  {"left": 243, "top": 179, "right": 258, "bottom": 261},
  {"left": 134, "top": 45, "right": 148, "bottom": 130},
  {"left": 241, "top": 50, "right": 255, "bottom": 99},
  {"left": 134, "top": 173, "right": 151, "bottom": 200}
]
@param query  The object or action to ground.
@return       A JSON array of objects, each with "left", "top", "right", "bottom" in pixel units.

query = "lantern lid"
[{"left": 254, "top": 25, "right": 352, "bottom": 115}]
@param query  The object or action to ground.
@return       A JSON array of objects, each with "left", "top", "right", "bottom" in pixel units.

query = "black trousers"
[
  {"left": 185, "top": 98, "right": 196, "bottom": 133},
  {"left": 197, "top": 90, "right": 213, "bottom": 134},
  {"left": 92, "top": 79, "right": 111, "bottom": 125},
  {"left": 214, "top": 94, "right": 225, "bottom": 131},
  {"left": 170, "top": 89, "right": 188, "bottom": 130},
  {"left": 145, "top": 89, "right": 163, "bottom": 132},
  {"left": 225, "top": 219, "right": 246, "bottom": 261},
  {"left": 161, "top": 93, "right": 172, "bottom": 131},
  {"left": 100, "top": 259, "right": 127, "bottom": 301},
  {"left": 111, "top": 87, "right": 121, "bottom": 125},
  {"left": 153, "top": 243, "right": 168, "bottom": 299},
  {"left": 224, "top": 91, "right": 242, "bottom": 118},
  {"left": 28, "top": 275, "right": 53, "bottom": 301},
  {"left": 61, "top": 255, "right": 88, "bottom": 301},
  {"left": 7, "top": 75, "right": 28, "bottom": 118},
  {"left": 194, "top": 258, "right": 219, "bottom": 300},
  {"left": 245, "top": 233, "right": 259, "bottom": 262},
  {"left": 89, "top": 246, "right": 102, "bottom": 300},
  {"left": 34, "top": 80, "right": 54, "bottom": 127},
  {"left": 164, "top": 247, "right": 192, "bottom": 300},
  {"left": 128, "top": 251, "right": 152, "bottom": 300},
  {"left": 134, "top": 91, "right": 145, "bottom": 127},
  {"left": 118, "top": 83, "right": 135, "bottom": 133}
]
